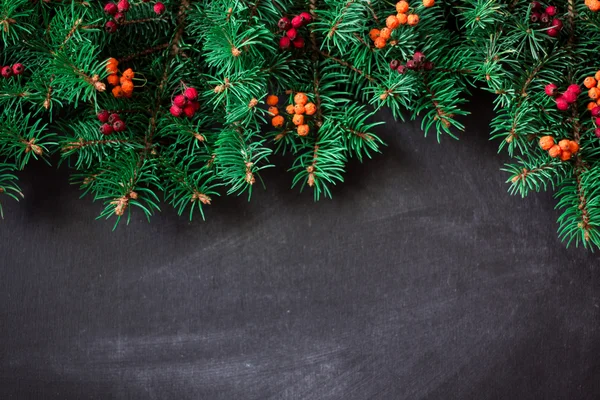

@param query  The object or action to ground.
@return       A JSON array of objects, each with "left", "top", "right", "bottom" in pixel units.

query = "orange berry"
[
  {"left": 397, "top": 13, "right": 408, "bottom": 24},
  {"left": 548, "top": 145, "right": 562, "bottom": 158},
  {"left": 591, "top": 0, "right": 600, "bottom": 11},
  {"left": 268, "top": 106, "right": 279, "bottom": 116},
  {"left": 558, "top": 139, "right": 571, "bottom": 151},
  {"left": 396, "top": 0, "right": 409, "bottom": 13},
  {"left": 595, "top": 71, "right": 600, "bottom": 81},
  {"left": 120, "top": 75, "right": 131, "bottom": 85},
  {"left": 107, "top": 74, "right": 120, "bottom": 86},
  {"left": 374, "top": 37, "right": 387, "bottom": 49},
  {"left": 122, "top": 68, "right": 134, "bottom": 80},
  {"left": 294, "top": 104, "right": 306, "bottom": 114},
  {"left": 297, "top": 124, "right": 310, "bottom": 136},
  {"left": 304, "top": 102, "right": 316, "bottom": 115},
  {"left": 386, "top": 15, "right": 400, "bottom": 30},
  {"left": 560, "top": 150, "right": 572, "bottom": 161},
  {"left": 107, "top": 58, "right": 118, "bottom": 74},
  {"left": 286, "top": 104, "right": 295, "bottom": 114},
  {"left": 112, "top": 86, "right": 124, "bottom": 98},
  {"left": 121, "top": 80, "right": 134, "bottom": 94},
  {"left": 369, "top": 28, "right": 380, "bottom": 41},
  {"left": 423, "top": 0, "right": 435, "bottom": 7},
  {"left": 407, "top": 14, "right": 419, "bottom": 26},
  {"left": 379, "top": 27, "right": 391, "bottom": 40},
  {"left": 292, "top": 114, "right": 305, "bottom": 126},
  {"left": 568, "top": 140, "right": 580, "bottom": 154},
  {"left": 589, "top": 87, "right": 600, "bottom": 100},
  {"left": 588, "top": 101, "right": 597, "bottom": 110},
  {"left": 266, "top": 94, "right": 279, "bottom": 106},
  {"left": 539, "top": 135, "right": 555, "bottom": 151},
  {"left": 294, "top": 92, "right": 308, "bottom": 106},
  {"left": 272, "top": 115, "right": 284, "bottom": 128},
  {"left": 584, "top": 77, "right": 597, "bottom": 89}
]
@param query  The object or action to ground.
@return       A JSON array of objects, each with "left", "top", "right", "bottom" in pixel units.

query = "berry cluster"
[
  {"left": 269, "top": 93, "right": 315, "bottom": 137},
  {"left": 530, "top": 2, "right": 563, "bottom": 37},
  {"left": 97, "top": 110, "right": 127, "bottom": 135},
  {"left": 585, "top": 0, "right": 600, "bottom": 12},
  {"left": 539, "top": 136, "right": 579, "bottom": 161},
  {"left": 583, "top": 71, "right": 600, "bottom": 137},
  {"left": 368, "top": 0, "right": 428, "bottom": 49},
  {"left": 106, "top": 58, "right": 136, "bottom": 98},
  {"left": 1, "top": 63, "right": 24, "bottom": 78},
  {"left": 104, "top": 0, "right": 130, "bottom": 34},
  {"left": 544, "top": 83, "right": 580, "bottom": 111},
  {"left": 169, "top": 87, "right": 200, "bottom": 118},
  {"left": 390, "top": 52, "right": 433, "bottom": 74},
  {"left": 278, "top": 12, "right": 311, "bottom": 50}
]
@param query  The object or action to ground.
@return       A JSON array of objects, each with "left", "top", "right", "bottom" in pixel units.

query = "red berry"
[
  {"left": 406, "top": 60, "right": 416, "bottom": 70},
  {"left": 173, "top": 95, "right": 187, "bottom": 108},
  {"left": 592, "top": 107, "right": 600, "bottom": 117},
  {"left": 191, "top": 101, "right": 200, "bottom": 111},
  {"left": 595, "top": 128, "right": 600, "bottom": 138},
  {"left": 114, "top": 12, "right": 126, "bottom": 22},
  {"left": 545, "top": 83, "right": 557, "bottom": 96},
  {"left": 278, "top": 17, "right": 291, "bottom": 30},
  {"left": 286, "top": 28, "right": 297, "bottom": 40},
  {"left": 291, "top": 16, "right": 303, "bottom": 29},
  {"left": 1, "top": 66, "right": 12, "bottom": 78},
  {"left": 413, "top": 51, "right": 426, "bottom": 63},
  {"left": 596, "top": 117, "right": 600, "bottom": 126},
  {"left": 532, "top": 1, "right": 542, "bottom": 10},
  {"left": 104, "top": 21, "right": 117, "bottom": 34},
  {"left": 113, "top": 120, "right": 126, "bottom": 132},
  {"left": 562, "top": 90, "right": 577, "bottom": 104},
  {"left": 540, "top": 13, "right": 549, "bottom": 23},
  {"left": 390, "top": 60, "right": 400, "bottom": 70},
  {"left": 299, "top": 12, "right": 312, "bottom": 24},
  {"left": 104, "top": 2, "right": 118, "bottom": 15},
  {"left": 547, "top": 28, "right": 559, "bottom": 37},
  {"left": 183, "top": 105, "right": 195, "bottom": 118},
  {"left": 100, "top": 123, "right": 114, "bottom": 135},
  {"left": 292, "top": 37, "right": 305, "bottom": 48},
  {"left": 279, "top": 36, "right": 291, "bottom": 49},
  {"left": 108, "top": 113, "right": 120, "bottom": 124},
  {"left": 556, "top": 97, "right": 569, "bottom": 110},
  {"left": 97, "top": 110, "right": 110, "bottom": 123},
  {"left": 567, "top": 84, "right": 581, "bottom": 95},
  {"left": 397, "top": 65, "right": 407, "bottom": 74},
  {"left": 184, "top": 87, "right": 198, "bottom": 101},
  {"left": 424, "top": 61, "right": 434, "bottom": 71},
  {"left": 170, "top": 105, "right": 183, "bottom": 117},
  {"left": 11, "top": 63, "right": 23, "bottom": 75},
  {"left": 117, "top": 0, "right": 130, "bottom": 12},
  {"left": 530, "top": 12, "right": 541, "bottom": 23},
  {"left": 154, "top": 2, "right": 165, "bottom": 15},
  {"left": 545, "top": 5, "right": 557, "bottom": 16},
  {"left": 552, "top": 18, "right": 563, "bottom": 29}
]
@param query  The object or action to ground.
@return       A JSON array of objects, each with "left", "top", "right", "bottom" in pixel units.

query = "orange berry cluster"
[
  {"left": 539, "top": 136, "right": 579, "bottom": 161},
  {"left": 106, "top": 58, "right": 135, "bottom": 98},
  {"left": 368, "top": 0, "right": 429, "bottom": 49},
  {"left": 585, "top": 0, "right": 600, "bottom": 11},
  {"left": 583, "top": 70, "right": 600, "bottom": 109},
  {"left": 268, "top": 93, "right": 315, "bottom": 137}
]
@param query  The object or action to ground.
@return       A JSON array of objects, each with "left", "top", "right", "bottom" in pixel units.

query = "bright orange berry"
[
  {"left": 304, "top": 103, "right": 316, "bottom": 115},
  {"left": 292, "top": 114, "right": 305, "bottom": 126},
  {"left": 266, "top": 95, "right": 279, "bottom": 106},
  {"left": 584, "top": 77, "right": 597, "bottom": 89},
  {"left": 297, "top": 124, "right": 310, "bottom": 136},
  {"left": 294, "top": 104, "right": 306, "bottom": 114},
  {"left": 272, "top": 115, "right": 284, "bottom": 127},
  {"left": 548, "top": 145, "right": 562, "bottom": 158},
  {"left": 539, "top": 135, "right": 555, "bottom": 151},
  {"left": 396, "top": 0, "right": 409, "bottom": 13},
  {"left": 397, "top": 13, "right": 408, "bottom": 24},
  {"left": 294, "top": 92, "right": 308, "bottom": 106},
  {"left": 423, "top": 0, "right": 435, "bottom": 7},
  {"left": 112, "top": 86, "right": 124, "bottom": 98},
  {"left": 268, "top": 106, "right": 279, "bottom": 116},
  {"left": 286, "top": 104, "right": 295, "bottom": 114},
  {"left": 107, "top": 74, "right": 120, "bottom": 86},
  {"left": 407, "top": 14, "right": 419, "bottom": 26},
  {"left": 386, "top": 15, "right": 400, "bottom": 30},
  {"left": 379, "top": 27, "right": 391, "bottom": 40},
  {"left": 122, "top": 68, "right": 134, "bottom": 80},
  {"left": 369, "top": 28, "right": 380, "bottom": 41}
]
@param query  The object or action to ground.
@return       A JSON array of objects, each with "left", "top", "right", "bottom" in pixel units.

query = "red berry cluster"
[
  {"left": 530, "top": 2, "right": 563, "bottom": 37},
  {"left": 544, "top": 83, "right": 580, "bottom": 110},
  {"left": 169, "top": 87, "right": 200, "bottom": 118},
  {"left": 97, "top": 110, "right": 127, "bottom": 135},
  {"left": 390, "top": 52, "right": 433, "bottom": 74},
  {"left": 278, "top": 12, "right": 312, "bottom": 50},
  {"left": 1, "top": 63, "right": 24, "bottom": 78},
  {"left": 104, "top": 0, "right": 131, "bottom": 34}
]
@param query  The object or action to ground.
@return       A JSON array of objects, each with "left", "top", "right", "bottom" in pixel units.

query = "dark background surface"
[{"left": 0, "top": 94, "right": 599, "bottom": 400}]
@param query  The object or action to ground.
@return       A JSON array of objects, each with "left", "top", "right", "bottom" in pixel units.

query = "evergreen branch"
[
  {"left": 119, "top": 43, "right": 170, "bottom": 63},
  {"left": 320, "top": 51, "right": 376, "bottom": 83},
  {"left": 328, "top": 0, "right": 356, "bottom": 38}
]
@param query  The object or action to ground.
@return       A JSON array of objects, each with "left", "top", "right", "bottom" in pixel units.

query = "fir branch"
[
  {"left": 320, "top": 50, "right": 376, "bottom": 83},
  {"left": 119, "top": 43, "right": 170, "bottom": 63},
  {"left": 328, "top": 0, "right": 356, "bottom": 38}
]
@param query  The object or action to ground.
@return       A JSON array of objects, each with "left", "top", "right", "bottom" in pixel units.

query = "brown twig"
[
  {"left": 328, "top": 0, "right": 355, "bottom": 37},
  {"left": 119, "top": 43, "right": 170, "bottom": 63},
  {"left": 320, "top": 51, "right": 376, "bottom": 83}
]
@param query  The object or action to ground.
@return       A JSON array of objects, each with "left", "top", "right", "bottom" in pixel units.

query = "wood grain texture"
[{"left": 0, "top": 93, "right": 599, "bottom": 400}]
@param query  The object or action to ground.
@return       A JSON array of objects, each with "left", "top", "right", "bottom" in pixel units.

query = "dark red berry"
[
  {"left": 390, "top": 60, "right": 400, "bottom": 70},
  {"left": 530, "top": 12, "right": 540, "bottom": 23},
  {"left": 286, "top": 28, "right": 297, "bottom": 40},
  {"left": 291, "top": 16, "right": 303, "bottom": 29},
  {"left": 1, "top": 66, "right": 12, "bottom": 78},
  {"left": 11, "top": 63, "right": 24, "bottom": 75},
  {"left": 173, "top": 94, "right": 187, "bottom": 108},
  {"left": 547, "top": 28, "right": 559, "bottom": 37},
  {"left": 104, "top": 2, "right": 118, "bottom": 15},
  {"left": 540, "top": 13, "right": 549, "bottom": 24},
  {"left": 191, "top": 101, "right": 200, "bottom": 111},
  {"left": 545, "top": 83, "right": 558, "bottom": 96},
  {"left": 100, "top": 123, "right": 114, "bottom": 135},
  {"left": 183, "top": 105, "right": 195, "bottom": 118},
  {"left": 406, "top": 60, "right": 416, "bottom": 70},
  {"left": 552, "top": 18, "right": 563, "bottom": 29},
  {"left": 299, "top": 12, "right": 312, "bottom": 24},
  {"left": 279, "top": 36, "right": 291, "bottom": 49},
  {"left": 108, "top": 113, "right": 120, "bottom": 124},
  {"left": 278, "top": 17, "right": 291, "bottom": 30},
  {"left": 556, "top": 96, "right": 569, "bottom": 110},
  {"left": 97, "top": 110, "right": 110, "bottom": 123},
  {"left": 567, "top": 84, "right": 581, "bottom": 95},
  {"left": 112, "top": 120, "right": 126, "bottom": 132},
  {"left": 397, "top": 65, "right": 407, "bottom": 74},
  {"left": 154, "top": 2, "right": 165, "bottom": 15},
  {"left": 562, "top": 90, "right": 576, "bottom": 104},
  {"left": 114, "top": 12, "right": 126, "bottom": 22},
  {"left": 170, "top": 105, "right": 183, "bottom": 117},
  {"left": 117, "top": 0, "right": 130, "bottom": 12},
  {"left": 531, "top": 1, "right": 542, "bottom": 10},
  {"left": 413, "top": 52, "right": 426, "bottom": 63},
  {"left": 545, "top": 5, "right": 557, "bottom": 16},
  {"left": 592, "top": 107, "right": 600, "bottom": 117},
  {"left": 105, "top": 21, "right": 117, "bottom": 34},
  {"left": 292, "top": 37, "right": 305, "bottom": 48},
  {"left": 424, "top": 61, "right": 434, "bottom": 71},
  {"left": 184, "top": 87, "right": 198, "bottom": 101},
  {"left": 595, "top": 128, "right": 600, "bottom": 138}
]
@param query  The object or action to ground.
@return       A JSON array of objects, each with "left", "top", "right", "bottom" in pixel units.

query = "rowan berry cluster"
[
  {"left": 544, "top": 83, "right": 580, "bottom": 110},
  {"left": 583, "top": 72, "right": 600, "bottom": 120},
  {"left": 268, "top": 93, "right": 315, "bottom": 136},
  {"left": 0, "top": 63, "right": 24, "bottom": 78},
  {"left": 169, "top": 87, "right": 200, "bottom": 118},
  {"left": 539, "top": 136, "right": 579, "bottom": 161},
  {"left": 104, "top": 1, "right": 165, "bottom": 34},
  {"left": 106, "top": 58, "right": 137, "bottom": 98},
  {"left": 390, "top": 52, "right": 433, "bottom": 74},
  {"left": 530, "top": 2, "right": 562, "bottom": 37},
  {"left": 97, "top": 110, "right": 127, "bottom": 135},
  {"left": 278, "top": 12, "right": 311, "bottom": 50},
  {"left": 368, "top": 0, "right": 428, "bottom": 49}
]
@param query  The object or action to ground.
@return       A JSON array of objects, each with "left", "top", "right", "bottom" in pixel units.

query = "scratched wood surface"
[{"left": 1, "top": 93, "right": 599, "bottom": 399}]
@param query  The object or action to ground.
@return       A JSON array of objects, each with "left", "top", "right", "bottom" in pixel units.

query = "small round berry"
[
  {"left": 108, "top": 113, "right": 121, "bottom": 124},
  {"left": 121, "top": 68, "right": 134, "bottom": 80},
  {"left": 104, "top": 2, "right": 118, "bottom": 15},
  {"left": 545, "top": 5, "right": 557, "bottom": 16},
  {"left": 97, "top": 110, "right": 110, "bottom": 123},
  {"left": 114, "top": 12, "right": 126, "bottom": 22},
  {"left": 292, "top": 37, "right": 305, "bottom": 48},
  {"left": 121, "top": 80, "right": 134, "bottom": 95},
  {"left": 272, "top": 115, "right": 285, "bottom": 128},
  {"left": 105, "top": 21, "right": 118, "bottom": 34},
  {"left": 297, "top": 124, "right": 310, "bottom": 136},
  {"left": 107, "top": 58, "right": 119, "bottom": 74},
  {"left": 117, "top": 0, "right": 130, "bottom": 12},
  {"left": 407, "top": 14, "right": 419, "bottom": 26},
  {"left": 424, "top": 61, "right": 434, "bottom": 71},
  {"left": 294, "top": 92, "right": 308, "bottom": 106},
  {"left": 386, "top": 15, "right": 400, "bottom": 30},
  {"left": 548, "top": 144, "right": 562, "bottom": 158},
  {"left": 291, "top": 15, "right": 304, "bottom": 29},
  {"left": 531, "top": 1, "right": 542, "bottom": 10},
  {"left": 423, "top": 0, "right": 435, "bottom": 7},
  {"left": 539, "top": 135, "right": 555, "bottom": 150},
  {"left": 184, "top": 87, "right": 198, "bottom": 101},
  {"left": 292, "top": 114, "right": 305, "bottom": 126},
  {"left": 530, "top": 12, "right": 541, "bottom": 23},
  {"left": 279, "top": 36, "right": 291, "bottom": 49},
  {"left": 379, "top": 28, "right": 391, "bottom": 40},
  {"left": 592, "top": 107, "right": 600, "bottom": 117},
  {"left": 596, "top": 71, "right": 600, "bottom": 81},
  {"left": 588, "top": 102, "right": 597, "bottom": 110},
  {"left": 374, "top": 37, "right": 387, "bottom": 49},
  {"left": 551, "top": 18, "right": 563, "bottom": 29},
  {"left": 596, "top": 117, "right": 600, "bottom": 126},
  {"left": 266, "top": 95, "right": 279, "bottom": 106},
  {"left": 154, "top": 2, "right": 165, "bottom": 15},
  {"left": 286, "top": 28, "right": 298, "bottom": 40},
  {"left": 183, "top": 105, "right": 195, "bottom": 118},
  {"left": 567, "top": 84, "right": 581, "bottom": 95},
  {"left": 560, "top": 150, "right": 572, "bottom": 161},
  {"left": 107, "top": 74, "right": 120, "bottom": 86},
  {"left": 278, "top": 17, "right": 291, "bottom": 31},
  {"left": 397, "top": 65, "right": 407, "bottom": 74},
  {"left": 584, "top": 77, "right": 597, "bottom": 89},
  {"left": 545, "top": 83, "right": 558, "bottom": 96},
  {"left": 547, "top": 28, "right": 559, "bottom": 37},
  {"left": 304, "top": 103, "right": 317, "bottom": 116},
  {"left": 589, "top": 87, "right": 600, "bottom": 100},
  {"left": 299, "top": 12, "right": 312, "bottom": 24},
  {"left": 413, "top": 51, "right": 426, "bottom": 63},
  {"left": 596, "top": 128, "right": 600, "bottom": 139},
  {"left": 369, "top": 29, "right": 380, "bottom": 41},
  {"left": 111, "top": 86, "right": 123, "bottom": 98},
  {"left": 406, "top": 60, "right": 417, "bottom": 70},
  {"left": 568, "top": 141, "right": 580, "bottom": 153},
  {"left": 170, "top": 105, "right": 183, "bottom": 117},
  {"left": 268, "top": 106, "right": 279, "bottom": 116},
  {"left": 562, "top": 90, "right": 576, "bottom": 104},
  {"left": 540, "top": 13, "right": 549, "bottom": 23},
  {"left": 390, "top": 60, "right": 400, "bottom": 70},
  {"left": 112, "top": 120, "right": 126, "bottom": 132},
  {"left": 11, "top": 63, "right": 24, "bottom": 76},
  {"left": 397, "top": 13, "right": 408, "bottom": 24},
  {"left": 396, "top": 0, "right": 409, "bottom": 13},
  {"left": 100, "top": 123, "right": 114, "bottom": 135},
  {"left": 558, "top": 139, "right": 571, "bottom": 151},
  {"left": 556, "top": 96, "right": 569, "bottom": 110},
  {"left": 285, "top": 104, "right": 295, "bottom": 114},
  {"left": 294, "top": 104, "right": 306, "bottom": 114}
]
